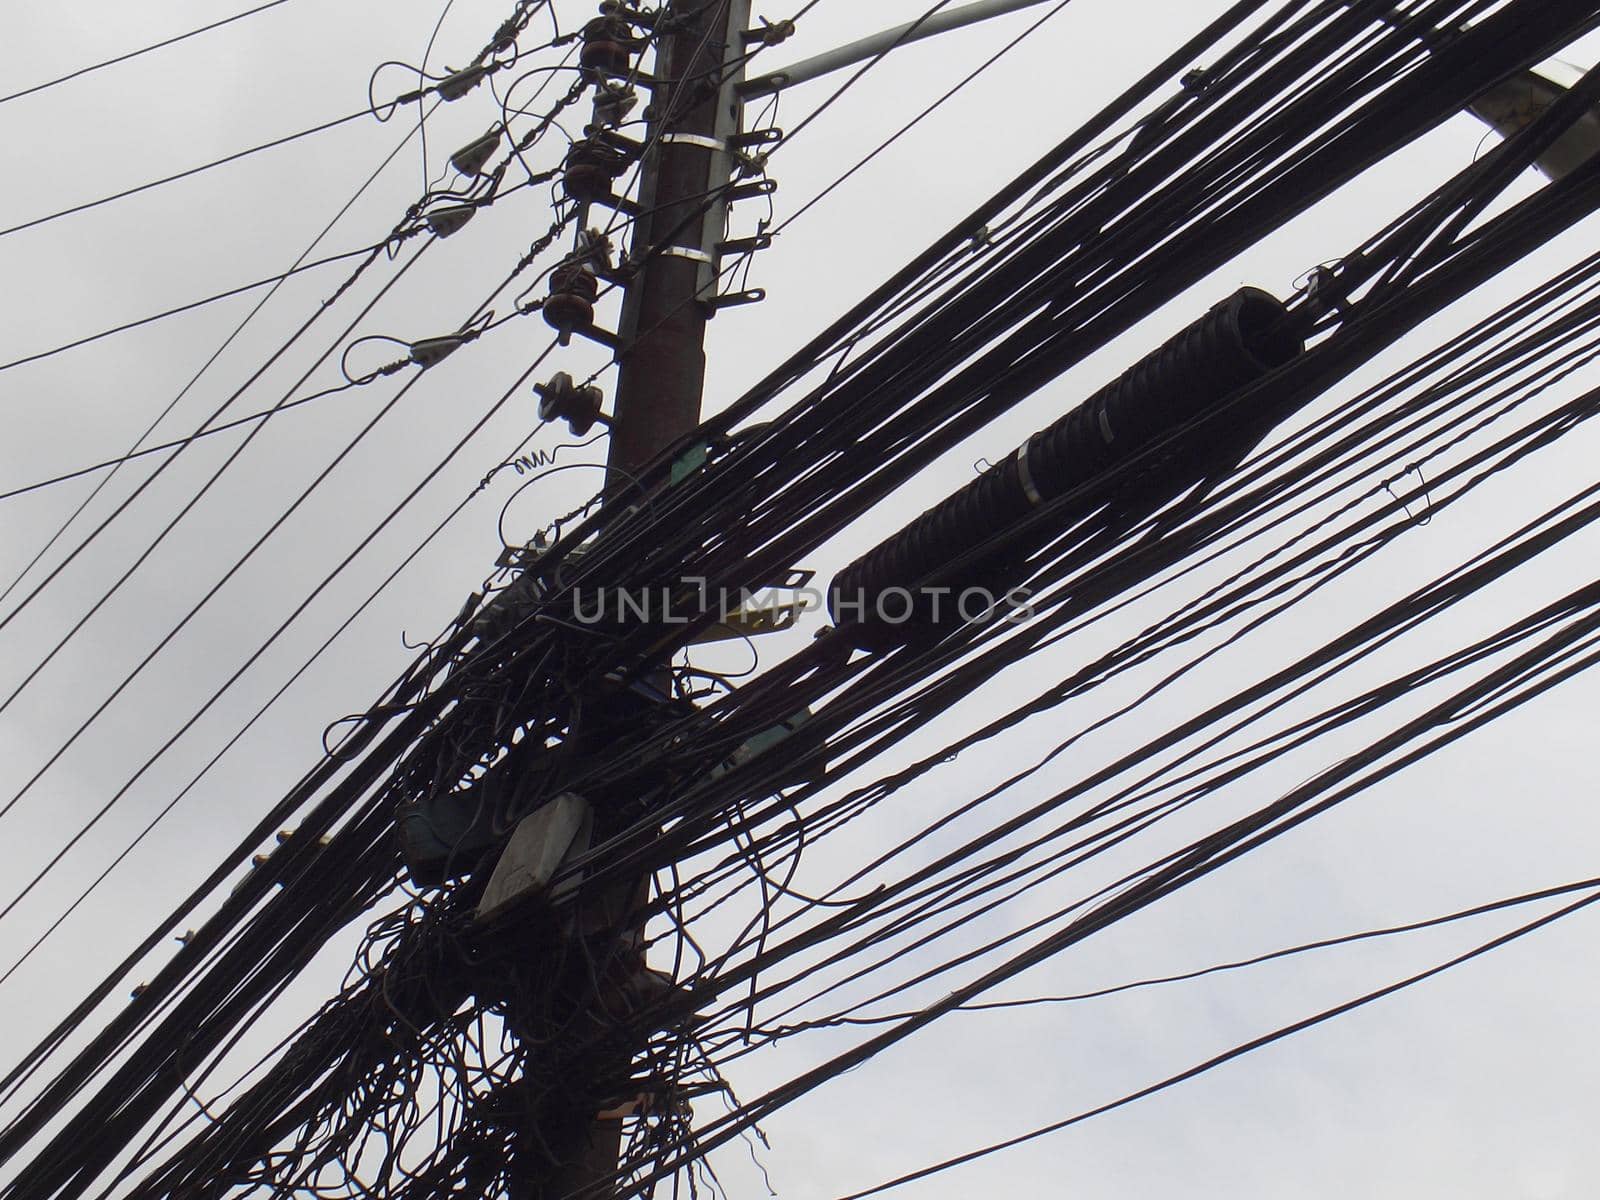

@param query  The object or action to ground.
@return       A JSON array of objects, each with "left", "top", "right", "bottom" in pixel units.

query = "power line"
[
  {"left": 770, "top": 0, "right": 1077, "bottom": 236},
  {"left": 0, "top": 60, "right": 494, "bottom": 244},
  {"left": 0, "top": 92, "right": 582, "bottom": 748},
  {"left": 0, "top": 242, "right": 389, "bottom": 376},
  {"left": 0, "top": 108, "right": 372, "bottom": 241},
  {"left": 831, "top": 887, "right": 1600, "bottom": 1200},
  {"left": 0, "top": 239, "right": 437, "bottom": 827},
  {"left": 0, "top": 226, "right": 419, "bottom": 634},
  {"left": 752, "top": 874, "right": 1600, "bottom": 1033},
  {"left": 0, "top": 102, "right": 436, "bottom": 613},
  {"left": 0, "top": 0, "right": 298, "bottom": 108},
  {"left": 0, "top": 212, "right": 594, "bottom": 929},
  {"left": 12, "top": 3, "right": 1600, "bottom": 1195},
  {"left": 0, "top": 40, "right": 578, "bottom": 628},
  {"left": 0, "top": 426, "right": 564, "bottom": 993},
  {"left": 0, "top": 379, "right": 366, "bottom": 504}
]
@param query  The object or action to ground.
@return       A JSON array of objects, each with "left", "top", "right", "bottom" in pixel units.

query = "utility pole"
[
  {"left": 533, "top": 3, "right": 754, "bottom": 1197},
  {"left": 608, "top": 0, "right": 757, "bottom": 489},
  {"left": 521, "top": 2, "right": 1086, "bottom": 1193},
  {"left": 604, "top": 0, "right": 1066, "bottom": 482}
]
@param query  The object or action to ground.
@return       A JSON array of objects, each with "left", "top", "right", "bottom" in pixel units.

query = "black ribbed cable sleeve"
[{"left": 828, "top": 287, "right": 1303, "bottom": 638}]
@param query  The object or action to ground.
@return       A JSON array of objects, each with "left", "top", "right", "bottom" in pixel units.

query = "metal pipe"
[{"left": 740, "top": 0, "right": 1057, "bottom": 98}]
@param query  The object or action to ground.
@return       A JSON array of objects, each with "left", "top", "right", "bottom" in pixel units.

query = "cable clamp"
[
  {"left": 410, "top": 335, "right": 466, "bottom": 369},
  {"left": 425, "top": 204, "right": 477, "bottom": 238},
  {"left": 437, "top": 64, "right": 490, "bottom": 101},
  {"left": 1016, "top": 437, "right": 1044, "bottom": 506},
  {"left": 735, "top": 149, "right": 773, "bottom": 178},
  {"left": 1295, "top": 256, "right": 1363, "bottom": 323},
  {"left": 661, "top": 133, "right": 724, "bottom": 152},
  {"left": 663, "top": 245, "right": 716, "bottom": 266},
  {"left": 487, "top": 18, "right": 521, "bottom": 55}
]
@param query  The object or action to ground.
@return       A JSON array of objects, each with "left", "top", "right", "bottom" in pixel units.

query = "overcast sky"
[{"left": 1, "top": 2, "right": 1598, "bottom": 1198}]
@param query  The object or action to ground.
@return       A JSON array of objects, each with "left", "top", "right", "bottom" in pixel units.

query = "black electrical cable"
[
  {"left": 0, "top": 228, "right": 590, "bottom": 949},
  {"left": 0, "top": 108, "right": 373, "bottom": 241},
  {"left": 0, "top": 50, "right": 519, "bottom": 244},
  {"left": 830, "top": 888, "right": 1600, "bottom": 1200},
  {"left": 0, "top": 0, "right": 576, "bottom": 1152},
  {"left": 0, "top": 99, "right": 439, "bottom": 614},
  {"left": 0, "top": 380, "right": 372, "bottom": 504},
  {"left": 697, "top": 374, "right": 1600, "bottom": 998},
  {"left": 629, "top": 628, "right": 1600, "bottom": 1194},
  {"left": 0, "top": 225, "right": 425, "bottom": 635},
  {"left": 0, "top": 239, "right": 436, "bottom": 815},
  {"left": 769, "top": 0, "right": 1079, "bottom": 238},
  {"left": 0, "top": 425, "right": 551, "bottom": 994},
  {"left": 772, "top": 0, "right": 963, "bottom": 149},
  {"left": 0, "top": 98, "right": 560, "bottom": 650},
  {"left": 0, "top": 0, "right": 298, "bottom": 108},
  {"left": 742, "top": 873, "right": 1600, "bottom": 1038},
  {"left": 0, "top": 35, "right": 595, "bottom": 928},
  {"left": 0, "top": 369, "right": 569, "bottom": 1196},
  {"left": 576, "top": 0, "right": 1081, "bottom": 371},
  {"left": 528, "top": 4, "right": 1600, "bottom": 1113},
  {"left": 0, "top": 241, "right": 392, "bottom": 376},
  {"left": 16, "top": 5, "right": 1600, "bottom": 1197}
]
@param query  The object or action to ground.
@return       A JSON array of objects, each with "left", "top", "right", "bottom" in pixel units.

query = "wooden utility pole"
[
  {"left": 608, "top": 0, "right": 754, "bottom": 489},
  {"left": 523, "top": 2, "right": 1095, "bottom": 1189},
  {"left": 536, "top": 3, "right": 753, "bottom": 1197}
]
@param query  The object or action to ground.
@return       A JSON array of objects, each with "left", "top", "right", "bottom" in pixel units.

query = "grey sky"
[{"left": 1, "top": 2, "right": 1598, "bottom": 1197}]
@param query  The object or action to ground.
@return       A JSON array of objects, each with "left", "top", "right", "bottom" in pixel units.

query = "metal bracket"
[
  {"left": 595, "top": 262, "right": 637, "bottom": 288},
  {"left": 742, "top": 17, "right": 796, "bottom": 47},
  {"left": 595, "top": 128, "right": 645, "bottom": 155},
  {"left": 718, "top": 234, "right": 773, "bottom": 256},
  {"left": 727, "top": 178, "right": 777, "bottom": 203},
  {"left": 692, "top": 597, "right": 813, "bottom": 644},
  {"left": 729, "top": 127, "right": 783, "bottom": 148},
  {"left": 613, "top": 0, "right": 756, "bottom": 340},
  {"left": 573, "top": 324, "right": 620, "bottom": 350},
  {"left": 704, "top": 288, "right": 765, "bottom": 312},
  {"left": 697, "top": 0, "right": 756, "bottom": 312},
  {"left": 761, "top": 568, "right": 816, "bottom": 590},
  {"left": 740, "top": 0, "right": 1061, "bottom": 98}
]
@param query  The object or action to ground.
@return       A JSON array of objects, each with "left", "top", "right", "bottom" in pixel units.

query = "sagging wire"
[{"left": 16, "top": 5, "right": 1600, "bottom": 1199}]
